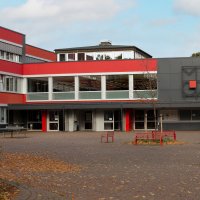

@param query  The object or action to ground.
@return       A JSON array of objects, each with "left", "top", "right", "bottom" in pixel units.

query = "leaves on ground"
[
  {"left": 0, "top": 153, "right": 81, "bottom": 196},
  {"left": 0, "top": 181, "right": 19, "bottom": 200}
]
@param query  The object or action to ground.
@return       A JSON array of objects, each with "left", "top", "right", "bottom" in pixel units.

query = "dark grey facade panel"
[
  {"left": 8, "top": 102, "right": 159, "bottom": 110},
  {"left": 163, "top": 122, "right": 200, "bottom": 131},
  {"left": 0, "top": 41, "right": 23, "bottom": 55},
  {"left": 25, "top": 56, "right": 46, "bottom": 63},
  {"left": 158, "top": 57, "right": 200, "bottom": 104}
]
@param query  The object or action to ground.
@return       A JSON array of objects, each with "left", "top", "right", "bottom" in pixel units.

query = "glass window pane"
[
  {"left": 192, "top": 110, "right": 200, "bottom": 120},
  {"left": 68, "top": 53, "right": 75, "bottom": 61},
  {"left": 53, "top": 76, "right": 74, "bottom": 92},
  {"left": 78, "top": 53, "right": 85, "bottom": 61},
  {"left": 59, "top": 54, "right": 65, "bottom": 61},
  {"left": 180, "top": 110, "right": 191, "bottom": 120},
  {"left": 106, "top": 75, "right": 128, "bottom": 90},
  {"left": 104, "top": 122, "right": 113, "bottom": 130},
  {"left": 28, "top": 78, "right": 48, "bottom": 92},
  {"left": 104, "top": 111, "right": 113, "bottom": 121},
  {"left": 134, "top": 74, "right": 157, "bottom": 90},
  {"left": 79, "top": 75, "right": 101, "bottom": 91}
]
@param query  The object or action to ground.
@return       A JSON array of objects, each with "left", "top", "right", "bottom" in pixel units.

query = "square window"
[{"left": 189, "top": 80, "right": 197, "bottom": 89}]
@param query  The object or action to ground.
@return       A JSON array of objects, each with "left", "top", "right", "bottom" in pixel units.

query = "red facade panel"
[
  {"left": 189, "top": 80, "right": 197, "bottom": 89},
  {"left": 23, "top": 59, "right": 157, "bottom": 75},
  {"left": 26, "top": 44, "right": 56, "bottom": 62},
  {"left": 42, "top": 110, "right": 47, "bottom": 132},
  {"left": 0, "top": 92, "right": 25, "bottom": 104},
  {"left": 0, "top": 60, "right": 23, "bottom": 75},
  {"left": 0, "top": 27, "right": 24, "bottom": 45}
]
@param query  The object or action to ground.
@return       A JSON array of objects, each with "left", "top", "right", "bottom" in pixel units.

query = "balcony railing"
[
  {"left": 53, "top": 92, "right": 75, "bottom": 100},
  {"left": 27, "top": 92, "right": 48, "bottom": 101},
  {"left": 79, "top": 91, "right": 101, "bottom": 99},
  {"left": 106, "top": 90, "right": 129, "bottom": 99},
  {"left": 26, "top": 90, "right": 158, "bottom": 101},
  {"left": 133, "top": 90, "right": 157, "bottom": 99}
]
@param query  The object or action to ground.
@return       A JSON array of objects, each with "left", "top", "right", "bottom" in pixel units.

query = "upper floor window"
[
  {"left": 59, "top": 54, "right": 65, "bottom": 62},
  {"left": 28, "top": 78, "right": 48, "bottom": 92},
  {"left": 0, "top": 50, "right": 21, "bottom": 63},
  {"left": 0, "top": 74, "right": 20, "bottom": 92},
  {"left": 106, "top": 75, "right": 128, "bottom": 90},
  {"left": 134, "top": 74, "right": 157, "bottom": 90},
  {"left": 68, "top": 53, "right": 75, "bottom": 61}
]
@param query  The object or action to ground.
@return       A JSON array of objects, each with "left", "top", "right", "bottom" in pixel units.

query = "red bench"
[
  {"left": 101, "top": 131, "right": 114, "bottom": 143},
  {"left": 152, "top": 130, "right": 176, "bottom": 141},
  {"left": 134, "top": 132, "right": 162, "bottom": 145},
  {"left": 134, "top": 130, "right": 176, "bottom": 145}
]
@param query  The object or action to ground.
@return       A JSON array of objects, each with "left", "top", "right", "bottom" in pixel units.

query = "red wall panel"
[
  {"left": 0, "top": 27, "right": 24, "bottom": 45},
  {"left": 23, "top": 59, "right": 157, "bottom": 75},
  {"left": 0, "top": 60, "right": 23, "bottom": 75},
  {"left": 125, "top": 109, "right": 133, "bottom": 132},
  {"left": 42, "top": 110, "right": 47, "bottom": 132},
  {"left": 0, "top": 92, "right": 25, "bottom": 104},
  {"left": 26, "top": 45, "right": 56, "bottom": 61}
]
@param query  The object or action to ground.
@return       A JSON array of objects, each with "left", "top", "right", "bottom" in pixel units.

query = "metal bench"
[
  {"left": 134, "top": 132, "right": 162, "bottom": 145},
  {"left": 101, "top": 131, "right": 114, "bottom": 143},
  {"left": 134, "top": 130, "right": 176, "bottom": 145},
  {"left": 152, "top": 130, "right": 176, "bottom": 141},
  {"left": 0, "top": 126, "right": 27, "bottom": 138}
]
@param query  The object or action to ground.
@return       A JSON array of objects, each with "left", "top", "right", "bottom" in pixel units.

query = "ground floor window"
[
  {"left": 0, "top": 107, "right": 6, "bottom": 124},
  {"left": 104, "top": 110, "right": 121, "bottom": 131},
  {"left": 27, "top": 110, "right": 42, "bottom": 130},
  {"left": 180, "top": 110, "right": 200, "bottom": 121},
  {"left": 134, "top": 110, "right": 156, "bottom": 130}
]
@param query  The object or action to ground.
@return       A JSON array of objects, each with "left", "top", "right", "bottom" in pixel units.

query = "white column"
[
  {"left": 22, "top": 77, "right": 27, "bottom": 94},
  {"left": 75, "top": 76, "right": 79, "bottom": 100},
  {"left": 75, "top": 53, "right": 78, "bottom": 61},
  {"left": 101, "top": 75, "right": 106, "bottom": 99},
  {"left": 144, "top": 112, "right": 147, "bottom": 131},
  {"left": 66, "top": 53, "right": 68, "bottom": 61},
  {"left": 57, "top": 54, "right": 60, "bottom": 62},
  {"left": 48, "top": 77, "right": 53, "bottom": 100},
  {"left": 129, "top": 74, "right": 134, "bottom": 99}
]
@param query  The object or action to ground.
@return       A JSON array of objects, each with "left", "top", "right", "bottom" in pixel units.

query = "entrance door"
[
  {"left": 85, "top": 111, "right": 92, "bottom": 130},
  {"left": 49, "top": 111, "right": 59, "bottom": 131},
  {"left": 135, "top": 110, "right": 145, "bottom": 129},
  {"left": 104, "top": 111, "right": 114, "bottom": 131}
]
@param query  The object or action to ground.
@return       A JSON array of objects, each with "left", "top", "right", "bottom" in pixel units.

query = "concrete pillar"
[
  {"left": 129, "top": 74, "right": 134, "bottom": 99},
  {"left": 144, "top": 112, "right": 147, "bottom": 131},
  {"left": 48, "top": 77, "right": 53, "bottom": 100},
  {"left": 57, "top": 54, "right": 60, "bottom": 61},
  {"left": 68, "top": 110, "right": 75, "bottom": 132},
  {"left": 101, "top": 75, "right": 106, "bottom": 99},
  {"left": 75, "top": 76, "right": 79, "bottom": 100},
  {"left": 22, "top": 77, "right": 27, "bottom": 94}
]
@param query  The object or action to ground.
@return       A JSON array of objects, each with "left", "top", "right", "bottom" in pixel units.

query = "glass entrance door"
[
  {"left": 85, "top": 111, "right": 92, "bottom": 130},
  {"left": 49, "top": 111, "right": 59, "bottom": 131},
  {"left": 104, "top": 111, "right": 114, "bottom": 130},
  {"left": 135, "top": 110, "right": 145, "bottom": 129}
]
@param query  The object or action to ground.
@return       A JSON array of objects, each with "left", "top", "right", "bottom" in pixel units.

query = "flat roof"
[{"left": 55, "top": 44, "right": 152, "bottom": 58}]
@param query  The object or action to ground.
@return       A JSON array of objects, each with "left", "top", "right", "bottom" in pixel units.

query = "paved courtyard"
[{"left": 1, "top": 131, "right": 200, "bottom": 200}]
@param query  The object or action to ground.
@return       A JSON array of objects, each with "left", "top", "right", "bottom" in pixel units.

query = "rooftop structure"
[{"left": 55, "top": 41, "right": 152, "bottom": 62}]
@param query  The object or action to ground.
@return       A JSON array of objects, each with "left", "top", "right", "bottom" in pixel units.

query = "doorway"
[{"left": 48, "top": 111, "right": 59, "bottom": 131}]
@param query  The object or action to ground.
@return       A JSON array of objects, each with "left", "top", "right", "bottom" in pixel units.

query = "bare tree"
[{"left": 134, "top": 60, "right": 158, "bottom": 131}]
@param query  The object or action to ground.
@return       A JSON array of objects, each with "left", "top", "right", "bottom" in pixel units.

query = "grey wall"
[
  {"left": 25, "top": 56, "right": 47, "bottom": 63},
  {"left": 158, "top": 57, "right": 200, "bottom": 105}
]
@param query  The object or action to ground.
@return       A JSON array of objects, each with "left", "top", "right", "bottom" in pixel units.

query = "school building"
[{"left": 1, "top": 26, "right": 200, "bottom": 132}]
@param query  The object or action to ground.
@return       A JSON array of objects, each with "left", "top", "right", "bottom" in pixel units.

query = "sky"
[{"left": 0, "top": 0, "right": 200, "bottom": 58}]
